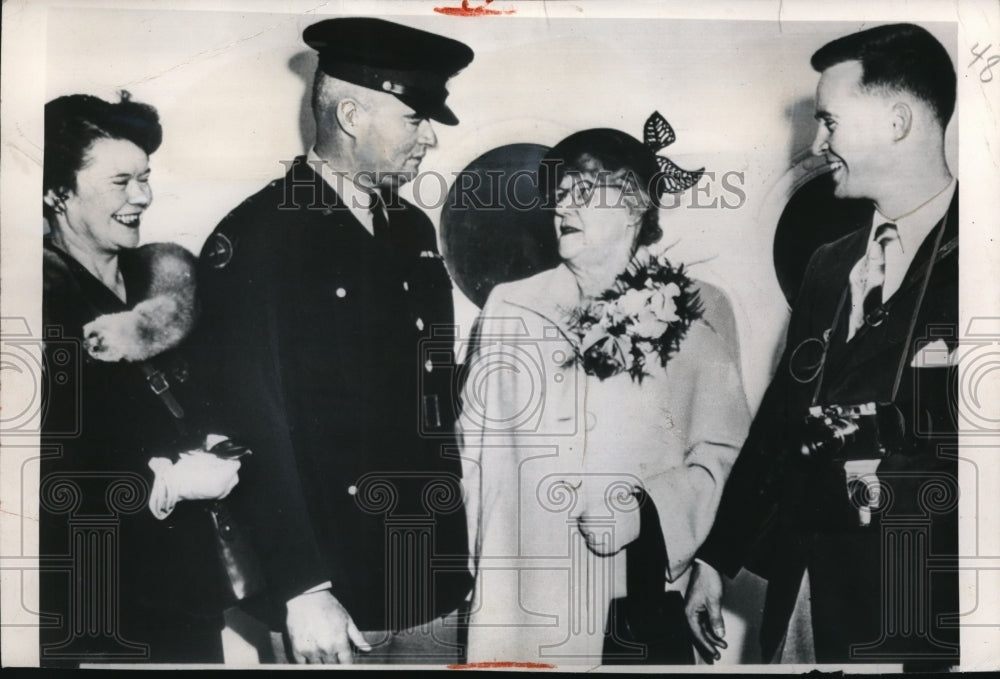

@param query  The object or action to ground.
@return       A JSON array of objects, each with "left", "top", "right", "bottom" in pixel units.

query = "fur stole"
[{"left": 80, "top": 243, "right": 199, "bottom": 362}]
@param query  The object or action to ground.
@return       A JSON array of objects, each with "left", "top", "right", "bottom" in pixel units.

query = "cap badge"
[{"left": 381, "top": 80, "right": 405, "bottom": 95}]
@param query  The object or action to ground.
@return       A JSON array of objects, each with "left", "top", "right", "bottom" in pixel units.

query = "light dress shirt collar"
[
  {"left": 868, "top": 177, "right": 956, "bottom": 300},
  {"left": 306, "top": 148, "right": 379, "bottom": 236}
]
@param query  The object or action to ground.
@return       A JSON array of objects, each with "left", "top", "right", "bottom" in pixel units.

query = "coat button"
[
  {"left": 336, "top": 287, "right": 347, "bottom": 298},
  {"left": 415, "top": 317, "right": 425, "bottom": 331},
  {"left": 425, "top": 359, "right": 434, "bottom": 373},
  {"left": 347, "top": 485, "right": 358, "bottom": 496},
  {"left": 219, "top": 521, "right": 235, "bottom": 542},
  {"left": 402, "top": 281, "right": 409, "bottom": 291}
]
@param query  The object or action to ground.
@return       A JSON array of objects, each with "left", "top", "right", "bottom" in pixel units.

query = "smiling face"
[
  {"left": 811, "top": 60, "right": 895, "bottom": 200},
  {"left": 59, "top": 137, "right": 152, "bottom": 255},
  {"left": 553, "top": 166, "right": 640, "bottom": 270},
  {"left": 354, "top": 92, "right": 437, "bottom": 188}
]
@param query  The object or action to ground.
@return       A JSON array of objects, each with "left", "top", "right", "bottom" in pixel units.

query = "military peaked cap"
[{"left": 304, "top": 17, "right": 474, "bottom": 125}]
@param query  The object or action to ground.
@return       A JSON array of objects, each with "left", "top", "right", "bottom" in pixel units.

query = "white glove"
[{"left": 147, "top": 447, "right": 241, "bottom": 520}]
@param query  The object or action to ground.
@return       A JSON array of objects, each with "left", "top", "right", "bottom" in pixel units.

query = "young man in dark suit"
[
  {"left": 194, "top": 18, "right": 474, "bottom": 664},
  {"left": 685, "top": 23, "right": 959, "bottom": 668}
]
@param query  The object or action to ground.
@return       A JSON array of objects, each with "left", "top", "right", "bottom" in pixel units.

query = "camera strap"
[{"left": 811, "top": 211, "right": 951, "bottom": 407}]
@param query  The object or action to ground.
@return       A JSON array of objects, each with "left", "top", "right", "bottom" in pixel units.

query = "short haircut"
[
  {"left": 811, "top": 23, "right": 956, "bottom": 127},
  {"left": 310, "top": 68, "right": 379, "bottom": 128},
  {"left": 44, "top": 91, "right": 161, "bottom": 200}
]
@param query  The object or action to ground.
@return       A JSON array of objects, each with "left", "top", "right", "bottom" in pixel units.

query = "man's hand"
[
  {"left": 684, "top": 559, "right": 728, "bottom": 661},
  {"left": 285, "top": 590, "right": 371, "bottom": 664}
]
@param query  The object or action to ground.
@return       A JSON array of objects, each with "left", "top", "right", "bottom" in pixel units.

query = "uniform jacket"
[
  {"left": 40, "top": 240, "right": 228, "bottom": 659},
  {"left": 697, "top": 192, "right": 959, "bottom": 663},
  {"left": 460, "top": 262, "right": 750, "bottom": 662},
  {"left": 193, "top": 157, "right": 472, "bottom": 631}
]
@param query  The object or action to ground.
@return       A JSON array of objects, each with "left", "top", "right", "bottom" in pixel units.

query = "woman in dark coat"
[{"left": 40, "top": 92, "right": 242, "bottom": 665}]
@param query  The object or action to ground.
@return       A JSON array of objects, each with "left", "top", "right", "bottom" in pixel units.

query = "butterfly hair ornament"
[{"left": 643, "top": 111, "right": 705, "bottom": 194}]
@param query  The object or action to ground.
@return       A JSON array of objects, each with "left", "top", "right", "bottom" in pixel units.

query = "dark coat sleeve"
[
  {"left": 695, "top": 245, "right": 830, "bottom": 578},
  {"left": 193, "top": 202, "right": 332, "bottom": 606}
]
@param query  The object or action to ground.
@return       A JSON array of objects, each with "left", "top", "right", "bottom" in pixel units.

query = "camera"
[{"left": 799, "top": 401, "right": 904, "bottom": 461}]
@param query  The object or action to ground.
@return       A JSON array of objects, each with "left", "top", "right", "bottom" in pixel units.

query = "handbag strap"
[{"left": 136, "top": 361, "right": 186, "bottom": 420}]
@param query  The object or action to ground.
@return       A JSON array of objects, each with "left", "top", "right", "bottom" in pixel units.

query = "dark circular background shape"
[
  {"left": 441, "top": 143, "right": 561, "bottom": 308},
  {"left": 773, "top": 170, "right": 873, "bottom": 305}
]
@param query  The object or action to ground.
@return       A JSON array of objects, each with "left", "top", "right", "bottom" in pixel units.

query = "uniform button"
[
  {"left": 347, "top": 485, "right": 358, "bottom": 496},
  {"left": 402, "top": 281, "right": 409, "bottom": 291},
  {"left": 415, "top": 317, "right": 425, "bottom": 331},
  {"left": 336, "top": 287, "right": 347, "bottom": 298},
  {"left": 425, "top": 359, "right": 434, "bottom": 373}
]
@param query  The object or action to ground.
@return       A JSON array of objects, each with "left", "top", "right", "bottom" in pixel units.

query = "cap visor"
[{"left": 429, "top": 104, "right": 459, "bottom": 126}]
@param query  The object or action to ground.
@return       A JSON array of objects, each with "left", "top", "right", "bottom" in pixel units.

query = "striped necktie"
[{"left": 848, "top": 222, "right": 897, "bottom": 339}]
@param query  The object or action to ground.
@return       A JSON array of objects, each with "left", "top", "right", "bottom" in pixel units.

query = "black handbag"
[
  {"left": 602, "top": 488, "right": 695, "bottom": 665},
  {"left": 207, "top": 495, "right": 265, "bottom": 605}
]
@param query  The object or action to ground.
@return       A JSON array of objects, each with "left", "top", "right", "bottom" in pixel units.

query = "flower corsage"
[{"left": 565, "top": 249, "right": 703, "bottom": 382}]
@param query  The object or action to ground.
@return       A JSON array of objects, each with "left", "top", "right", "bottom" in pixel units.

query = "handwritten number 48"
[{"left": 969, "top": 43, "right": 1000, "bottom": 82}]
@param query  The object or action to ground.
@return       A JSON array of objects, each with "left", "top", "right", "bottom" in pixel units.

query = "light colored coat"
[{"left": 459, "top": 262, "right": 751, "bottom": 664}]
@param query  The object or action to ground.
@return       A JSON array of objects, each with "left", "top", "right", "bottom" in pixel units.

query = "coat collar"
[
  {"left": 496, "top": 264, "right": 583, "bottom": 345},
  {"left": 44, "top": 239, "right": 199, "bottom": 362}
]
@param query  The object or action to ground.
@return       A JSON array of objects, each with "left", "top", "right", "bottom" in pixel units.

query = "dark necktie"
[
  {"left": 369, "top": 190, "right": 391, "bottom": 242},
  {"left": 861, "top": 222, "right": 898, "bottom": 327}
]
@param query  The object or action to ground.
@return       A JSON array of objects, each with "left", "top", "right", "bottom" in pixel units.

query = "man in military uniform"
[{"left": 194, "top": 18, "right": 474, "bottom": 664}]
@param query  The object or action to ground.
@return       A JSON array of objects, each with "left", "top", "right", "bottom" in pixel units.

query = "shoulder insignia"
[{"left": 204, "top": 232, "right": 235, "bottom": 269}]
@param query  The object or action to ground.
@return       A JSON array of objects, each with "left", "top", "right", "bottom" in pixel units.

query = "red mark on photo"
[
  {"left": 448, "top": 661, "right": 557, "bottom": 670},
  {"left": 434, "top": 0, "right": 515, "bottom": 17}
]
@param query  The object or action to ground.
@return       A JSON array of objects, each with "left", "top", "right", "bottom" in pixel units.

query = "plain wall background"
[
  {"left": 43, "top": 8, "right": 958, "bottom": 409},
  {"left": 38, "top": 5, "right": 959, "bottom": 664}
]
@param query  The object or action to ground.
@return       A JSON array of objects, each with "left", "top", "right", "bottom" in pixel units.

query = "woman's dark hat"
[
  {"left": 539, "top": 112, "right": 704, "bottom": 200},
  {"left": 303, "top": 17, "right": 474, "bottom": 125}
]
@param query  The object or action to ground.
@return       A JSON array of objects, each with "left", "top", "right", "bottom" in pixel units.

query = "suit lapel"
[
  {"left": 821, "top": 191, "right": 958, "bottom": 394},
  {"left": 818, "top": 229, "right": 869, "bottom": 366}
]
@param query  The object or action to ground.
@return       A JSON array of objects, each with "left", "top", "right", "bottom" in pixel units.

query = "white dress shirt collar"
[{"left": 868, "top": 178, "right": 956, "bottom": 299}]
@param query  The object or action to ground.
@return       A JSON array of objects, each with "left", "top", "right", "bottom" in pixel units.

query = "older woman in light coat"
[{"left": 460, "top": 125, "right": 751, "bottom": 665}]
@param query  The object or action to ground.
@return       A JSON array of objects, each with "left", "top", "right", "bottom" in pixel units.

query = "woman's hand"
[
  {"left": 147, "top": 451, "right": 241, "bottom": 519},
  {"left": 575, "top": 478, "right": 642, "bottom": 555},
  {"left": 171, "top": 451, "right": 241, "bottom": 501}
]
